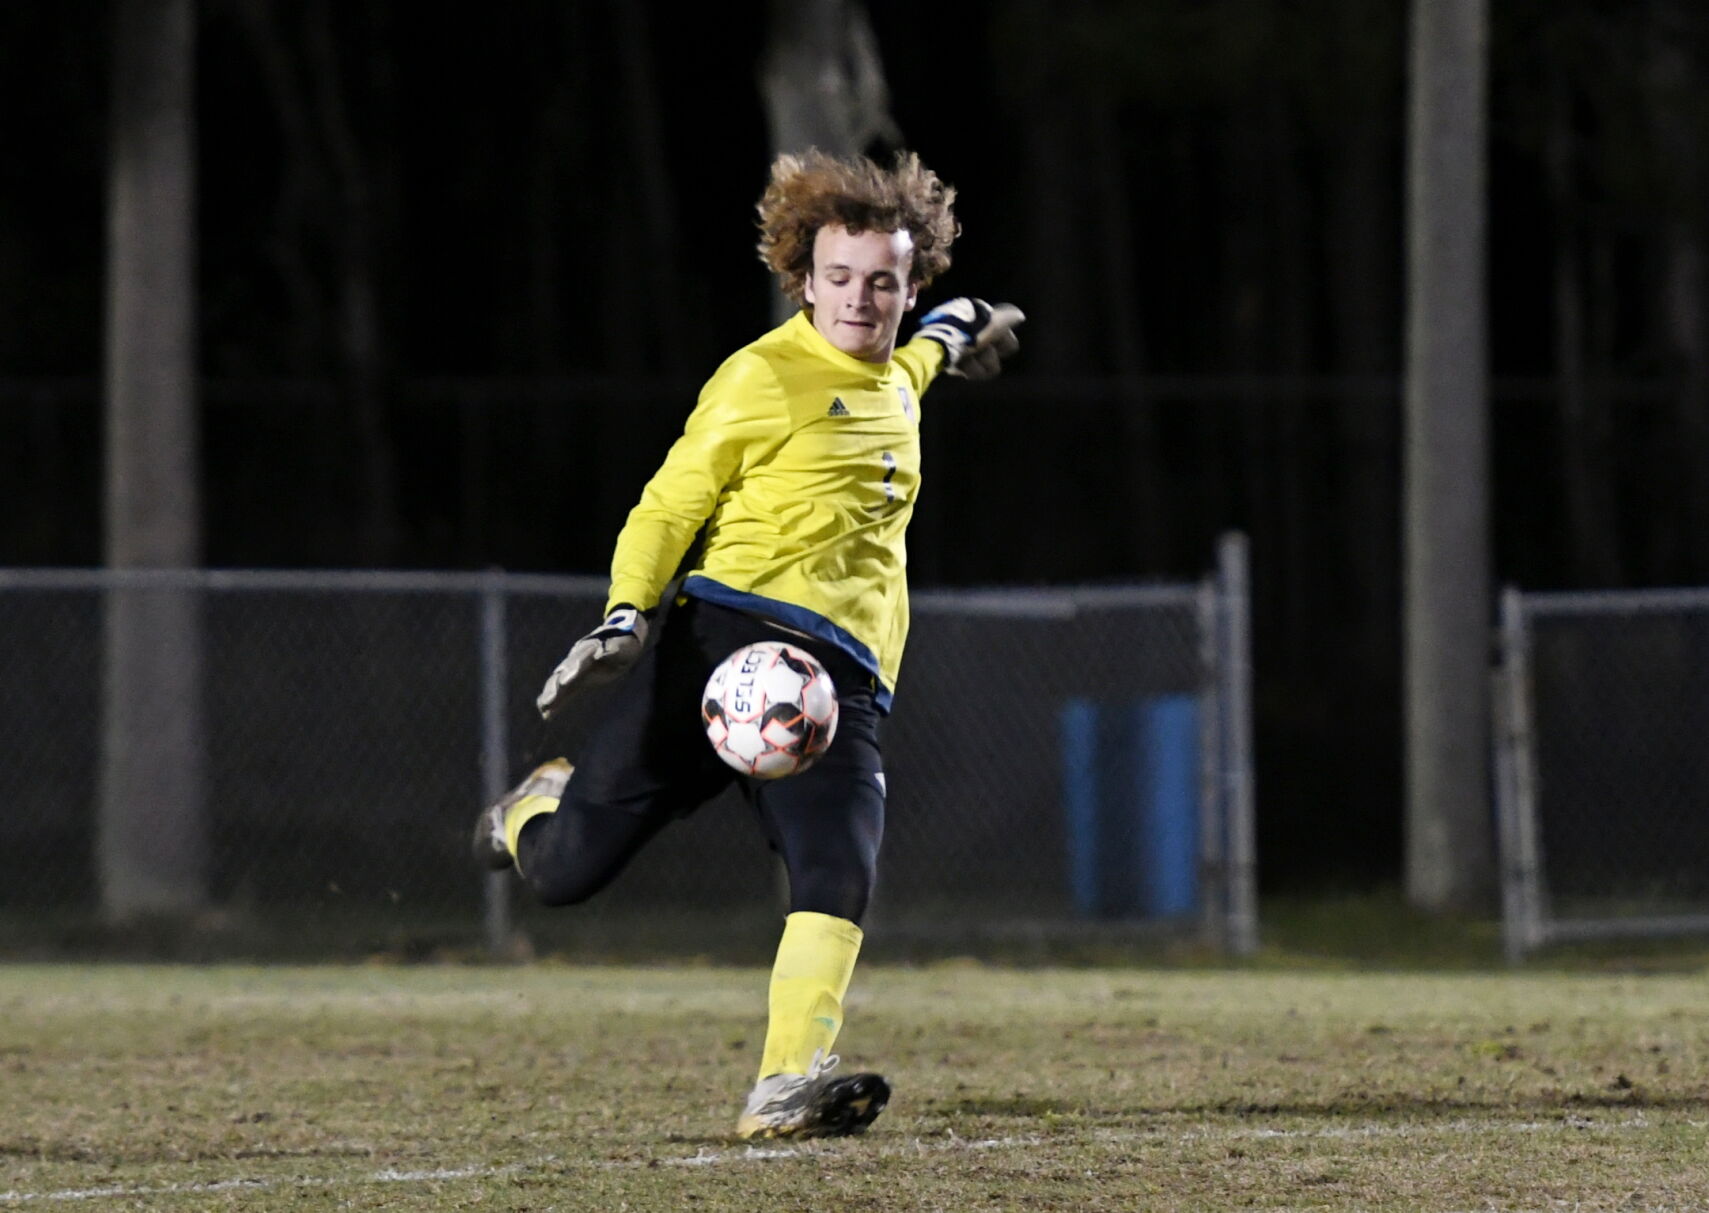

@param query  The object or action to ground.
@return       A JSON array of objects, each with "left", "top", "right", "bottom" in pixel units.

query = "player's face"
[{"left": 803, "top": 225, "right": 920, "bottom": 363}]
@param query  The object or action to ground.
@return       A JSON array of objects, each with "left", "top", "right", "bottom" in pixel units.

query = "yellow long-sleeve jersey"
[{"left": 606, "top": 311, "right": 947, "bottom": 710}]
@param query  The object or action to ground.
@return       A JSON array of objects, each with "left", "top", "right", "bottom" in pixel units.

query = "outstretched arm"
[
  {"left": 535, "top": 352, "right": 787, "bottom": 718},
  {"left": 913, "top": 298, "right": 1026, "bottom": 381}
]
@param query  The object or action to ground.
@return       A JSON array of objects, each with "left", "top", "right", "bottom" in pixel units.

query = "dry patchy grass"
[{"left": 1, "top": 963, "right": 1706, "bottom": 1210}]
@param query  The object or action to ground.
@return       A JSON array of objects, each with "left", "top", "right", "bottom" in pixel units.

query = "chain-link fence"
[
  {"left": 0, "top": 537, "right": 1254, "bottom": 960},
  {"left": 1494, "top": 586, "right": 1709, "bottom": 961}
]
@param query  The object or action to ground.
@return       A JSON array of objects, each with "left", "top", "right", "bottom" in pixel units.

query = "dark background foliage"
[{"left": 6, "top": 0, "right": 1708, "bottom": 892}]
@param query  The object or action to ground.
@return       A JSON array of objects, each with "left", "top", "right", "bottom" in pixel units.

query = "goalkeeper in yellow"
[{"left": 474, "top": 149, "right": 1023, "bottom": 1140}]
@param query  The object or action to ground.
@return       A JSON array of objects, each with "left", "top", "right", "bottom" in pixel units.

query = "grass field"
[{"left": 2, "top": 954, "right": 1707, "bottom": 1211}]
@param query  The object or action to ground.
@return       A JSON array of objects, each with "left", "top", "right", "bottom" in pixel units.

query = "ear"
[
  {"left": 903, "top": 280, "right": 920, "bottom": 312},
  {"left": 802, "top": 274, "right": 817, "bottom": 307}
]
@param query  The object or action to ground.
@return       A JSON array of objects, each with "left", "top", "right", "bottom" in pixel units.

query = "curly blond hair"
[{"left": 756, "top": 150, "right": 959, "bottom": 307}]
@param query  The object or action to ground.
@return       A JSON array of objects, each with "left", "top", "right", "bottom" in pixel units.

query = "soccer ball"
[{"left": 702, "top": 641, "right": 839, "bottom": 778}]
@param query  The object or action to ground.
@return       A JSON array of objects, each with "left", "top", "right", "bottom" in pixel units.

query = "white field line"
[{"left": 0, "top": 1114, "right": 1688, "bottom": 1204}]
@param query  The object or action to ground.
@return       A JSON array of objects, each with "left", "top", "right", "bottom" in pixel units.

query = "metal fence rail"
[
  {"left": 1494, "top": 585, "right": 1709, "bottom": 961},
  {"left": 0, "top": 536, "right": 1255, "bottom": 958}
]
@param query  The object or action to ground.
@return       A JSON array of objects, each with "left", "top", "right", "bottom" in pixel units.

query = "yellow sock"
[
  {"left": 757, "top": 911, "right": 863, "bottom": 1081},
  {"left": 503, "top": 795, "right": 559, "bottom": 871}
]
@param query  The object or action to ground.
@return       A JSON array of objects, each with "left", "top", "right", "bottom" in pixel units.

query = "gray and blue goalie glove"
[
  {"left": 536, "top": 604, "right": 648, "bottom": 719},
  {"left": 915, "top": 298, "right": 1026, "bottom": 380}
]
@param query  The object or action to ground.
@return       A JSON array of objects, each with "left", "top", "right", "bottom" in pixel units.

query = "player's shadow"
[
  {"left": 656, "top": 1087, "right": 1692, "bottom": 1152},
  {"left": 1186, "top": 1088, "right": 1703, "bottom": 1118},
  {"left": 931, "top": 1088, "right": 1699, "bottom": 1121}
]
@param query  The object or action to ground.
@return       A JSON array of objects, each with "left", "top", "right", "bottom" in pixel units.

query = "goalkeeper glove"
[
  {"left": 915, "top": 298, "right": 1026, "bottom": 380},
  {"left": 535, "top": 604, "right": 648, "bottom": 719}
]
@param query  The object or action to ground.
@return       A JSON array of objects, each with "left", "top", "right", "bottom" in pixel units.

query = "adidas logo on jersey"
[{"left": 826, "top": 397, "right": 850, "bottom": 417}]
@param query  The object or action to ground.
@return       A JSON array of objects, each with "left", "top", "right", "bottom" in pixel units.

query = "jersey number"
[{"left": 878, "top": 451, "right": 898, "bottom": 505}]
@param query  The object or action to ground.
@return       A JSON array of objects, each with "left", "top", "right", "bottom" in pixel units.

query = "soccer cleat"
[
  {"left": 735, "top": 1052, "right": 891, "bottom": 1140},
  {"left": 472, "top": 758, "right": 572, "bottom": 872}
]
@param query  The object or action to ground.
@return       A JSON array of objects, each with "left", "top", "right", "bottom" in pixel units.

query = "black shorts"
[{"left": 515, "top": 595, "right": 887, "bottom": 923}]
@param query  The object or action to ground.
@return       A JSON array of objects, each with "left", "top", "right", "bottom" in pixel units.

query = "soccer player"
[{"left": 474, "top": 149, "right": 1023, "bottom": 1139}]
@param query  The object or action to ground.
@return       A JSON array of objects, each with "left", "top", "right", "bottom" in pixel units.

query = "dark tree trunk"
[
  {"left": 614, "top": 1, "right": 688, "bottom": 373},
  {"left": 1088, "top": 107, "right": 1165, "bottom": 569},
  {"left": 305, "top": 0, "right": 399, "bottom": 562},
  {"left": 1548, "top": 64, "right": 1621, "bottom": 585},
  {"left": 1327, "top": 2, "right": 1403, "bottom": 683},
  {"left": 1267, "top": 89, "right": 1317, "bottom": 645},
  {"left": 759, "top": 0, "right": 900, "bottom": 324},
  {"left": 1646, "top": 0, "right": 1709, "bottom": 582},
  {"left": 228, "top": 0, "right": 401, "bottom": 562}
]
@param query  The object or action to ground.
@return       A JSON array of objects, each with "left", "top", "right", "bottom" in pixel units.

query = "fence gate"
[{"left": 1494, "top": 585, "right": 1709, "bottom": 961}]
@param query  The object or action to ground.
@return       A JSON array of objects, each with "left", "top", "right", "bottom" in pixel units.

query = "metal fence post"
[
  {"left": 1218, "top": 532, "right": 1259, "bottom": 956},
  {"left": 1495, "top": 586, "right": 1545, "bottom": 961},
  {"left": 479, "top": 575, "right": 512, "bottom": 956},
  {"left": 1195, "top": 576, "right": 1227, "bottom": 950}
]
